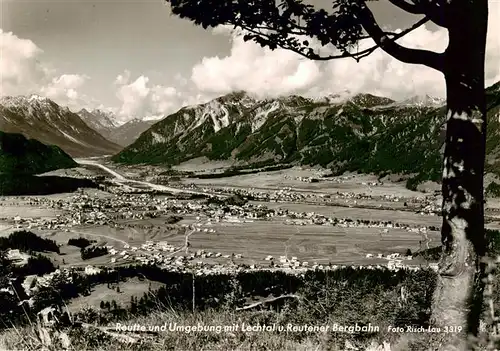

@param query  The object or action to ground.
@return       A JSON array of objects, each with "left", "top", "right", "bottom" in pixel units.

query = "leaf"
[{"left": 166, "top": 0, "right": 364, "bottom": 52}]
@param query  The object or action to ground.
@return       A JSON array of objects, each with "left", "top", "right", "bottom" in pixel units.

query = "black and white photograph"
[{"left": 0, "top": 0, "right": 500, "bottom": 350}]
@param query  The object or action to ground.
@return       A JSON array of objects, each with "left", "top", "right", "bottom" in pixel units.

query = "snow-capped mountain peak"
[
  {"left": 313, "top": 90, "right": 353, "bottom": 104},
  {"left": 28, "top": 94, "right": 50, "bottom": 102},
  {"left": 0, "top": 94, "right": 54, "bottom": 110},
  {"left": 216, "top": 91, "right": 256, "bottom": 107},
  {"left": 0, "top": 95, "right": 122, "bottom": 157},
  {"left": 79, "top": 108, "right": 120, "bottom": 128},
  {"left": 396, "top": 95, "right": 446, "bottom": 107},
  {"left": 77, "top": 108, "right": 122, "bottom": 132}
]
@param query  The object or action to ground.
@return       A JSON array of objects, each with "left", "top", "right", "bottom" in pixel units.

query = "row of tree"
[
  {"left": 80, "top": 246, "right": 108, "bottom": 260},
  {"left": 11, "top": 254, "right": 56, "bottom": 277},
  {"left": 0, "top": 250, "right": 441, "bottom": 330},
  {"left": 68, "top": 237, "right": 93, "bottom": 249},
  {"left": 0, "top": 175, "right": 97, "bottom": 196},
  {"left": 0, "top": 230, "right": 59, "bottom": 253}
]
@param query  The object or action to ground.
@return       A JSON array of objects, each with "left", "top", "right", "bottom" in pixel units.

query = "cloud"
[
  {"left": 114, "top": 70, "right": 131, "bottom": 85},
  {"left": 113, "top": 71, "right": 207, "bottom": 121},
  {"left": 191, "top": 3, "right": 500, "bottom": 100},
  {"left": 191, "top": 40, "right": 325, "bottom": 97},
  {"left": 3, "top": 3, "right": 499, "bottom": 124},
  {"left": 40, "top": 74, "right": 90, "bottom": 109},
  {"left": 0, "top": 29, "right": 49, "bottom": 96},
  {"left": 115, "top": 75, "right": 150, "bottom": 117},
  {"left": 113, "top": 4, "right": 500, "bottom": 123},
  {"left": 0, "top": 29, "right": 92, "bottom": 110}
]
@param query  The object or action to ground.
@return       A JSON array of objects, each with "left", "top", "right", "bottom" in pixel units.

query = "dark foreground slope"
[
  {"left": 0, "top": 131, "right": 77, "bottom": 175},
  {"left": 0, "top": 131, "right": 97, "bottom": 195},
  {"left": 0, "top": 175, "right": 97, "bottom": 196}
]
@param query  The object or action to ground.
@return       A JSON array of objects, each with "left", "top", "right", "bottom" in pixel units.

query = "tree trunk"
[{"left": 430, "top": 2, "right": 488, "bottom": 350}]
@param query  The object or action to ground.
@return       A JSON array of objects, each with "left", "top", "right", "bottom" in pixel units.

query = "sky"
[{"left": 1, "top": 0, "right": 499, "bottom": 123}]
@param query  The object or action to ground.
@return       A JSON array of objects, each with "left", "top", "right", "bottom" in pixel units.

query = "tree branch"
[
  {"left": 166, "top": 0, "right": 442, "bottom": 65},
  {"left": 238, "top": 25, "right": 339, "bottom": 61},
  {"left": 357, "top": 1, "right": 445, "bottom": 72},
  {"left": 388, "top": 0, "right": 448, "bottom": 28},
  {"left": 421, "top": 1, "right": 448, "bottom": 28},
  {"left": 388, "top": 0, "right": 423, "bottom": 14},
  {"left": 238, "top": 16, "right": 431, "bottom": 63},
  {"left": 412, "top": 0, "right": 449, "bottom": 27}
]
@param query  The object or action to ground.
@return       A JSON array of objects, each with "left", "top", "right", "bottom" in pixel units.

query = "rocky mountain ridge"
[
  {"left": 76, "top": 109, "right": 158, "bottom": 147},
  {"left": 113, "top": 83, "right": 500, "bottom": 189},
  {"left": 0, "top": 95, "right": 122, "bottom": 157}
]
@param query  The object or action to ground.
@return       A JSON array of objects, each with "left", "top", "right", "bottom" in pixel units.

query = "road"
[
  {"left": 79, "top": 160, "right": 126, "bottom": 180},
  {"left": 76, "top": 159, "right": 225, "bottom": 198},
  {"left": 69, "top": 230, "right": 130, "bottom": 246}
]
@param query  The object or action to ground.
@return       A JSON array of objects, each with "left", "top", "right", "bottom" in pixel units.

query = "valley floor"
[{"left": 2, "top": 158, "right": 500, "bottom": 350}]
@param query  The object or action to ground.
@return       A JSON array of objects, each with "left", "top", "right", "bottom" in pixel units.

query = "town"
[{"left": 0, "top": 162, "right": 452, "bottom": 278}]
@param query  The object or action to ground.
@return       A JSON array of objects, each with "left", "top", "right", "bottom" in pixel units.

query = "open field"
[
  {"left": 257, "top": 202, "right": 442, "bottom": 227},
  {"left": 173, "top": 156, "right": 235, "bottom": 172},
  {"left": 0, "top": 203, "right": 62, "bottom": 219},
  {"left": 161, "top": 219, "right": 438, "bottom": 265},
  {"left": 67, "top": 277, "right": 165, "bottom": 312},
  {"left": 113, "top": 161, "right": 426, "bottom": 197},
  {"left": 11, "top": 218, "right": 437, "bottom": 268},
  {"left": 0, "top": 160, "right": 490, "bottom": 269},
  {"left": 181, "top": 169, "right": 424, "bottom": 197}
]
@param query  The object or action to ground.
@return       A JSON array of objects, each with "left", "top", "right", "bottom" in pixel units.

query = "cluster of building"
[
  {"left": 21, "top": 268, "right": 74, "bottom": 297},
  {"left": 1, "top": 183, "right": 445, "bottom": 277},
  {"left": 203, "top": 186, "right": 440, "bottom": 213},
  {"left": 102, "top": 236, "right": 246, "bottom": 267},
  {"left": 284, "top": 214, "right": 439, "bottom": 233},
  {"left": 3, "top": 190, "right": 440, "bottom": 254},
  {"left": 84, "top": 225, "right": 427, "bottom": 273},
  {"left": 141, "top": 259, "right": 430, "bottom": 274}
]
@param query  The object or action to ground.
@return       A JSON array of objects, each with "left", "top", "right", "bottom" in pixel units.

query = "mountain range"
[
  {"left": 113, "top": 81, "right": 500, "bottom": 188},
  {"left": 0, "top": 95, "right": 122, "bottom": 157},
  {"left": 1, "top": 82, "right": 499, "bottom": 191},
  {"left": 77, "top": 108, "right": 119, "bottom": 136},
  {"left": 77, "top": 109, "right": 157, "bottom": 147}
]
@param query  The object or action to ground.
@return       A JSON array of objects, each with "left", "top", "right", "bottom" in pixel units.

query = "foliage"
[
  {"left": 486, "top": 182, "right": 500, "bottom": 197},
  {"left": 0, "top": 175, "right": 97, "bottom": 196},
  {"left": 81, "top": 246, "right": 108, "bottom": 260},
  {"left": 11, "top": 254, "right": 57, "bottom": 276},
  {"left": 68, "top": 238, "right": 94, "bottom": 249},
  {"left": 167, "top": 0, "right": 364, "bottom": 59},
  {"left": 165, "top": 215, "right": 183, "bottom": 224},
  {"left": 206, "top": 194, "right": 248, "bottom": 206},
  {"left": 0, "top": 131, "right": 77, "bottom": 175},
  {"left": 413, "top": 246, "right": 442, "bottom": 261},
  {"left": 70, "top": 264, "right": 437, "bottom": 322},
  {"left": 0, "top": 230, "right": 60, "bottom": 254}
]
